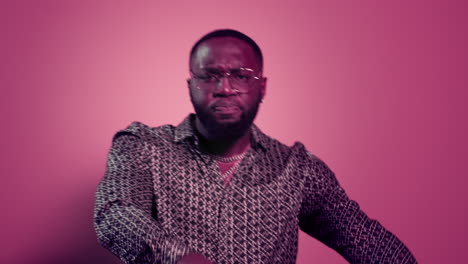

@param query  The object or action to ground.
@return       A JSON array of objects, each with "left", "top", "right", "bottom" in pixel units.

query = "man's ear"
[
  {"left": 187, "top": 79, "right": 192, "bottom": 90},
  {"left": 260, "top": 77, "right": 267, "bottom": 101}
]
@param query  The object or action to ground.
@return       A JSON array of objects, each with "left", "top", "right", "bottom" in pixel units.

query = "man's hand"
[{"left": 177, "top": 252, "right": 214, "bottom": 264}]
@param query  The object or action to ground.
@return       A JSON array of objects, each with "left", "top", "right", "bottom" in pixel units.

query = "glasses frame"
[{"left": 189, "top": 67, "right": 262, "bottom": 94}]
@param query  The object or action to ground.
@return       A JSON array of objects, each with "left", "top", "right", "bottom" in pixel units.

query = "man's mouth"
[
  {"left": 211, "top": 101, "right": 241, "bottom": 114},
  {"left": 213, "top": 105, "right": 240, "bottom": 113}
]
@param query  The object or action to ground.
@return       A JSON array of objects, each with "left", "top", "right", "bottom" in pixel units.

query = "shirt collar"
[
  {"left": 174, "top": 114, "right": 197, "bottom": 143},
  {"left": 174, "top": 114, "right": 268, "bottom": 151}
]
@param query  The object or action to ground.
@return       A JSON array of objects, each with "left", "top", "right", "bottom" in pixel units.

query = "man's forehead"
[{"left": 192, "top": 37, "right": 258, "bottom": 69}]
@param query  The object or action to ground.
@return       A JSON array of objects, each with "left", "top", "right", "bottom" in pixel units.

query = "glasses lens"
[
  {"left": 229, "top": 70, "right": 255, "bottom": 90},
  {"left": 192, "top": 68, "right": 259, "bottom": 92}
]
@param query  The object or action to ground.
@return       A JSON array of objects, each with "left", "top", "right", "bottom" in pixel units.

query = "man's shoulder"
[
  {"left": 254, "top": 126, "right": 309, "bottom": 160},
  {"left": 112, "top": 121, "right": 176, "bottom": 143},
  {"left": 257, "top": 127, "right": 326, "bottom": 168}
]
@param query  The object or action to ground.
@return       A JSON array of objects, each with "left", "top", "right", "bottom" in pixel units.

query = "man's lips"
[
  {"left": 211, "top": 102, "right": 241, "bottom": 114},
  {"left": 213, "top": 105, "right": 240, "bottom": 113}
]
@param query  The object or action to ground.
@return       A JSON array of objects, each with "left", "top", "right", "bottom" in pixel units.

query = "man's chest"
[
  {"left": 148, "top": 146, "right": 303, "bottom": 231},
  {"left": 144, "top": 143, "right": 304, "bottom": 262}
]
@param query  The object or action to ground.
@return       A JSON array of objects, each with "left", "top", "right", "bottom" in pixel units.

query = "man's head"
[
  {"left": 189, "top": 29, "right": 264, "bottom": 72},
  {"left": 188, "top": 29, "right": 266, "bottom": 140}
]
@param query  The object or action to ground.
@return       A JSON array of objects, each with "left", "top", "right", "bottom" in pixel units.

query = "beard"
[{"left": 190, "top": 94, "right": 261, "bottom": 140}]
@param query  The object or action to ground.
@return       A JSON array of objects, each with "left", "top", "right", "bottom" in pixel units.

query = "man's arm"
[
  {"left": 298, "top": 152, "right": 417, "bottom": 263},
  {"left": 94, "top": 131, "right": 191, "bottom": 264}
]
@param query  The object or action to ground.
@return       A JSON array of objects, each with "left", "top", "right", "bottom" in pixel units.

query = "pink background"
[{"left": 2, "top": 0, "right": 467, "bottom": 263}]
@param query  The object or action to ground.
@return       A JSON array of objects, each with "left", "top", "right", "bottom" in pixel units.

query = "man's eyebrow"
[
  {"left": 202, "top": 67, "right": 250, "bottom": 73},
  {"left": 203, "top": 67, "right": 223, "bottom": 73}
]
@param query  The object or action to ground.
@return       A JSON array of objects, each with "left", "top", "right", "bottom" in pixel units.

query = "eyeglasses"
[{"left": 190, "top": 67, "right": 261, "bottom": 93}]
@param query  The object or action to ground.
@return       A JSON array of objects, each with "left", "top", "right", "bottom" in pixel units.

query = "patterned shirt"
[{"left": 94, "top": 114, "right": 416, "bottom": 264}]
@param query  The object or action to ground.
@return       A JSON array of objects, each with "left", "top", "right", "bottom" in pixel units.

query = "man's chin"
[
  {"left": 212, "top": 110, "right": 242, "bottom": 121},
  {"left": 203, "top": 118, "right": 247, "bottom": 139},
  {"left": 194, "top": 105, "right": 259, "bottom": 139},
  {"left": 214, "top": 116, "right": 241, "bottom": 125},
  {"left": 212, "top": 120, "right": 243, "bottom": 132}
]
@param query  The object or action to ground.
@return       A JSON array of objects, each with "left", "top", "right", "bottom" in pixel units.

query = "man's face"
[{"left": 189, "top": 37, "right": 266, "bottom": 139}]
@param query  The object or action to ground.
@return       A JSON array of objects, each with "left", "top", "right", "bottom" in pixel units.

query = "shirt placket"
[
  {"left": 189, "top": 141, "right": 226, "bottom": 261},
  {"left": 216, "top": 149, "right": 258, "bottom": 263}
]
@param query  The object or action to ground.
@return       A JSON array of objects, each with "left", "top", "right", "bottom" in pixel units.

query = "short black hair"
[{"left": 189, "top": 29, "right": 263, "bottom": 71}]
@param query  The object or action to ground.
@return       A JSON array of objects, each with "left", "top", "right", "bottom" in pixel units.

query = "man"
[{"left": 94, "top": 29, "right": 416, "bottom": 264}]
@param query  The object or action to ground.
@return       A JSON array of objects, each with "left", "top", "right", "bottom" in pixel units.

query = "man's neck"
[{"left": 195, "top": 119, "right": 251, "bottom": 157}]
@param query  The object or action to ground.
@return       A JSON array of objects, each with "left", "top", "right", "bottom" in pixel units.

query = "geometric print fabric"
[{"left": 94, "top": 114, "right": 417, "bottom": 264}]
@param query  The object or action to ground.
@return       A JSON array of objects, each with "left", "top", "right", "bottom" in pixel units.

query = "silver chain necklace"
[{"left": 210, "top": 151, "right": 247, "bottom": 163}]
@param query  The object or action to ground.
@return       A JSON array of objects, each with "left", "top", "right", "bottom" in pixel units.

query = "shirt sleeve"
[
  {"left": 94, "top": 131, "right": 191, "bottom": 264},
  {"left": 298, "top": 152, "right": 417, "bottom": 264}
]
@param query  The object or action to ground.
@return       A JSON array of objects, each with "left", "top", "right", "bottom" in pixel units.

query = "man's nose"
[{"left": 215, "top": 76, "right": 237, "bottom": 96}]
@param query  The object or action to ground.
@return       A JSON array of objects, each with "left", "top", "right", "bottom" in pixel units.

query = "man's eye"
[
  {"left": 199, "top": 75, "right": 218, "bottom": 82},
  {"left": 233, "top": 74, "right": 250, "bottom": 81}
]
